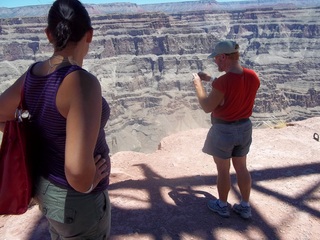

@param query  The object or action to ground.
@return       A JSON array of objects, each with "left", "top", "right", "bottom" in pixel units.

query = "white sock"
[
  {"left": 218, "top": 200, "right": 227, "bottom": 207},
  {"left": 240, "top": 200, "right": 250, "bottom": 207}
]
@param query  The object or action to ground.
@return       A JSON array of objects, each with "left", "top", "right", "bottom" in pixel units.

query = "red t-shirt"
[{"left": 212, "top": 68, "right": 260, "bottom": 121}]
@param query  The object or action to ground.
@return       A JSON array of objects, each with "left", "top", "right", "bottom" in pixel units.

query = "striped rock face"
[{"left": 0, "top": 2, "right": 320, "bottom": 153}]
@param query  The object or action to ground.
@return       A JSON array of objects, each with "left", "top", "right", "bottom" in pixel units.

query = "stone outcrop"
[{"left": 0, "top": 2, "right": 320, "bottom": 153}]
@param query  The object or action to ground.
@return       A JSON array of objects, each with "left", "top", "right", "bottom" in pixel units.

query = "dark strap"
[
  {"left": 19, "top": 63, "right": 36, "bottom": 109},
  {"left": 15, "top": 73, "right": 31, "bottom": 122}
]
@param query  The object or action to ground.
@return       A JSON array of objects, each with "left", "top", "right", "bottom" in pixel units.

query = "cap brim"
[{"left": 207, "top": 52, "right": 217, "bottom": 59}]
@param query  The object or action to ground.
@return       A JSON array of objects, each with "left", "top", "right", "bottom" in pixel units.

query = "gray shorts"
[
  {"left": 35, "top": 177, "right": 111, "bottom": 240},
  {"left": 202, "top": 119, "right": 252, "bottom": 159}
]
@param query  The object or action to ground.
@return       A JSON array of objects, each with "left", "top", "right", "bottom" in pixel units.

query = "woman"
[{"left": 0, "top": 0, "right": 111, "bottom": 238}]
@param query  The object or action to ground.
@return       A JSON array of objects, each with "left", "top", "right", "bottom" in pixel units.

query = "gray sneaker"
[
  {"left": 207, "top": 200, "right": 230, "bottom": 218},
  {"left": 233, "top": 203, "right": 252, "bottom": 219}
]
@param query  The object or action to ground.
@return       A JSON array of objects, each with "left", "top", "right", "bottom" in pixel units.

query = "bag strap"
[
  {"left": 18, "top": 91, "right": 23, "bottom": 110},
  {"left": 19, "top": 63, "right": 36, "bottom": 110},
  {"left": 15, "top": 73, "right": 31, "bottom": 122}
]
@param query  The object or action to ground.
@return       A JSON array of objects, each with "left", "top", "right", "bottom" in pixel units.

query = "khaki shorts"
[
  {"left": 203, "top": 119, "right": 252, "bottom": 159},
  {"left": 35, "top": 177, "right": 111, "bottom": 240}
]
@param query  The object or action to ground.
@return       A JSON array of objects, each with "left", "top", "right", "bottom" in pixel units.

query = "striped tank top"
[{"left": 24, "top": 63, "right": 111, "bottom": 192}]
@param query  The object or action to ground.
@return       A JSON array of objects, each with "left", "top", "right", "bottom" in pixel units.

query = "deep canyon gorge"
[{"left": 0, "top": 0, "right": 320, "bottom": 153}]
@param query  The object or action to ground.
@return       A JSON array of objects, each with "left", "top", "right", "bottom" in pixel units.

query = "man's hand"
[
  {"left": 193, "top": 73, "right": 203, "bottom": 90},
  {"left": 197, "top": 72, "right": 212, "bottom": 82},
  {"left": 192, "top": 72, "right": 224, "bottom": 113}
]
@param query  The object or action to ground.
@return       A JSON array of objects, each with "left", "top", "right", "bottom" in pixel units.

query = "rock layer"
[{"left": 0, "top": 3, "right": 320, "bottom": 153}]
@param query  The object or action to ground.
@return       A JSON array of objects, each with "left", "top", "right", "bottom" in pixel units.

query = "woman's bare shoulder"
[{"left": 63, "top": 69, "right": 101, "bottom": 92}]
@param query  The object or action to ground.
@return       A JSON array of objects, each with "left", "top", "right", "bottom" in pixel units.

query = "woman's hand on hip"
[{"left": 93, "top": 154, "right": 109, "bottom": 188}]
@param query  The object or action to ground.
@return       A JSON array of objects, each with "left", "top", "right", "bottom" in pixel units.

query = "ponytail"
[{"left": 47, "top": 0, "right": 92, "bottom": 51}]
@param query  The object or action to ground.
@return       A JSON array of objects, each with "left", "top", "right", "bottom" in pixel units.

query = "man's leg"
[
  {"left": 232, "top": 155, "right": 252, "bottom": 219},
  {"left": 207, "top": 156, "right": 231, "bottom": 217},
  {"left": 232, "top": 155, "right": 251, "bottom": 202},
  {"left": 214, "top": 156, "right": 231, "bottom": 202}
]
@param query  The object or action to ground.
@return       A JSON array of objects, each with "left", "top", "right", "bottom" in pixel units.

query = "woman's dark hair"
[{"left": 47, "top": 0, "right": 92, "bottom": 51}]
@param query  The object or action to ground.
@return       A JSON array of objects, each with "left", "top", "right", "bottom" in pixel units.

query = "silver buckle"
[{"left": 15, "top": 108, "right": 31, "bottom": 122}]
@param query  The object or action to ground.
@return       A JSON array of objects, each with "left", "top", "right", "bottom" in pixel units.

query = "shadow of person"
[{"left": 168, "top": 186, "right": 215, "bottom": 207}]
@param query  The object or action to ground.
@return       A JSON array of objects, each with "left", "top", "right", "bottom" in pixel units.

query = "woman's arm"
[
  {"left": 0, "top": 74, "right": 26, "bottom": 129},
  {"left": 57, "top": 70, "right": 103, "bottom": 192}
]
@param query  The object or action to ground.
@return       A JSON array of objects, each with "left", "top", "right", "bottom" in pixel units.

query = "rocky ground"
[{"left": 1, "top": 117, "right": 320, "bottom": 240}]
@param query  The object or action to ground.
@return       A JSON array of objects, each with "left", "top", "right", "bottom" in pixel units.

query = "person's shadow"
[{"left": 28, "top": 161, "right": 320, "bottom": 240}]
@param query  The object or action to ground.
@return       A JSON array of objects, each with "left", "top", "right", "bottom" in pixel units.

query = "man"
[{"left": 193, "top": 40, "right": 260, "bottom": 219}]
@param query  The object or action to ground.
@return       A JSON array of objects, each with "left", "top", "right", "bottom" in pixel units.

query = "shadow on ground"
[
  {"left": 27, "top": 162, "right": 320, "bottom": 239},
  {"left": 108, "top": 162, "right": 320, "bottom": 239}
]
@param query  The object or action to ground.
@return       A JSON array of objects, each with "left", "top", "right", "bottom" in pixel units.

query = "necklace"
[{"left": 47, "top": 56, "right": 79, "bottom": 74}]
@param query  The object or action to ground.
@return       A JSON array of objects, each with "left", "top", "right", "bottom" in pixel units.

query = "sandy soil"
[{"left": 1, "top": 117, "right": 320, "bottom": 240}]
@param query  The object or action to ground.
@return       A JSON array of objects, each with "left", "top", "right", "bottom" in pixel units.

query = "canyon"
[{"left": 0, "top": 1, "right": 320, "bottom": 153}]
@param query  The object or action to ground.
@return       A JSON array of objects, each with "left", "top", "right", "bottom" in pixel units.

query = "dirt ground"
[{"left": 1, "top": 117, "right": 320, "bottom": 240}]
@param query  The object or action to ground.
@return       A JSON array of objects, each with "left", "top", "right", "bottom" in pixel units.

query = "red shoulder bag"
[{"left": 0, "top": 86, "right": 33, "bottom": 215}]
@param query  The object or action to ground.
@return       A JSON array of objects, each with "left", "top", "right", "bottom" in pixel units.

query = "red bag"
[
  {"left": 0, "top": 119, "right": 32, "bottom": 214},
  {"left": 0, "top": 89, "right": 33, "bottom": 214}
]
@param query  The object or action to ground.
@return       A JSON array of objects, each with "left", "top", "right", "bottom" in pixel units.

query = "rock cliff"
[{"left": 0, "top": 1, "right": 320, "bottom": 153}]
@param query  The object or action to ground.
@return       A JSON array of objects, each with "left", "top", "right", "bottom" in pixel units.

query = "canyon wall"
[{"left": 0, "top": 3, "right": 320, "bottom": 153}]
